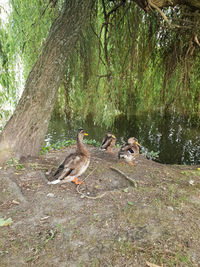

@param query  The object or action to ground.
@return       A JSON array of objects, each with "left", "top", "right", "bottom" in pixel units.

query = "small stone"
[
  {"left": 189, "top": 179, "right": 194, "bottom": 185},
  {"left": 168, "top": 206, "right": 174, "bottom": 211},
  {"left": 47, "top": 193, "right": 55, "bottom": 198},
  {"left": 12, "top": 200, "right": 20, "bottom": 205}
]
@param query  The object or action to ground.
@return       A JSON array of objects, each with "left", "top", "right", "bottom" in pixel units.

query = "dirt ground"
[{"left": 0, "top": 145, "right": 200, "bottom": 267}]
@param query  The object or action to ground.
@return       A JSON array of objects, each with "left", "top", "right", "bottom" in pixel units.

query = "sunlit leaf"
[
  {"left": 0, "top": 217, "right": 13, "bottom": 227},
  {"left": 127, "top": 201, "right": 134, "bottom": 206}
]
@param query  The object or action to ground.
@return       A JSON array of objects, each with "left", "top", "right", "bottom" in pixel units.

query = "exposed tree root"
[
  {"left": 110, "top": 167, "right": 138, "bottom": 188},
  {"left": 2, "top": 173, "right": 27, "bottom": 203}
]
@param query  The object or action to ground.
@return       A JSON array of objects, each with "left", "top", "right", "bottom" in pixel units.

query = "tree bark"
[{"left": 0, "top": 0, "right": 93, "bottom": 163}]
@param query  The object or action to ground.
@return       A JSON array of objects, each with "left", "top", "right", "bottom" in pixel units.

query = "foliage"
[
  {"left": 141, "top": 148, "right": 160, "bottom": 161},
  {"left": 40, "top": 138, "right": 101, "bottom": 155},
  {"left": 1, "top": 1, "right": 200, "bottom": 128},
  {"left": 7, "top": 157, "right": 24, "bottom": 170},
  {"left": 40, "top": 139, "right": 76, "bottom": 155},
  {"left": 0, "top": 0, "right": 61, "bottom": 127},
  {"left": 58, "top": 1, "right": 200, "bottom": 126},
  {"left": 0, "top": 217, "right": 13, "bottom": 227}
]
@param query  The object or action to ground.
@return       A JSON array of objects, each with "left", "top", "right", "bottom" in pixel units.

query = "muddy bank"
[{"left": 0, "top": 145, "right": 200, "bottom": 266}]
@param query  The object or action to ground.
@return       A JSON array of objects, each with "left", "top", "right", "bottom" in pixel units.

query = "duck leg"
[{"left": 71, "top": 177, "right": 84, "bottom": 185}]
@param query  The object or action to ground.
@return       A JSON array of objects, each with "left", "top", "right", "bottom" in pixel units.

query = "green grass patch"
[{"left": 40, "top": 139, "right": 102, "bottom": 155}]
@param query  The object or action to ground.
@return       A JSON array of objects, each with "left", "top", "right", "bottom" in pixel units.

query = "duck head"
[
  {"left": 77, "top": 128, "right": 88, "bottom": 142},
  {"left": 127, "top": 137, "right": 140, "bottom": 146},
  {"left": 107, "top": 132, "right": 116, "bottom": 140}
]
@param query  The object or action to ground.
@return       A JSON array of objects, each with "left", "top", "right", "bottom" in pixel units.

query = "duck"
[
  {"left": 48, "top": 128, "right": 90, "bottom": 185},
  {"left": 118, "top": 137, "right": 140, "bottom": 165},
  {"left": 100, "top": 132, "right": 116, "bottom": 153}
]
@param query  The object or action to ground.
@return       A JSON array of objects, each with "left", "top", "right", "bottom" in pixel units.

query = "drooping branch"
[
  {"left": 133, "top": 0, "right": 200, "bottom": 10},
  {"left": 148, "top": 0, "right": 172, "bottom": 27},
  {"left": 194, "top": 34, "right": 200, "bottom": 47},
  {"left": 101, "top": 0, "right": 126, "bottom": 67}
]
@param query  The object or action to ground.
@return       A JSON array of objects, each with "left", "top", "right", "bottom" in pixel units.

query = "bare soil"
[{"left": 0, "top": 145, "right": 200, "bottom": 267}]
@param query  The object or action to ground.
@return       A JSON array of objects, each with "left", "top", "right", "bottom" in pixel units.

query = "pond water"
[{"left": 45, "top": 112, "right": 200, "bottom": 165}]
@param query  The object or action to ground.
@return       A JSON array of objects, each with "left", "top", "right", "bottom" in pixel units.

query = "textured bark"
[
  {"left": 133, "top": 0, "right": 200, "bottom": 10},
  {"left": 0, "top": 0, "right": 93, "bottom": 163}
]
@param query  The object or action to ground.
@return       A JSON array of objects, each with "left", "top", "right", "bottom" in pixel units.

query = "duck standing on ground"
[
  {"left": 48, "top": 129, "right": 90, "bottom": 185},
  {"left": 100, "top": 132, "right": 116, "bottom": 153},
  {"left": 118, "top": 137, "right": 140, "bottom": 165}
]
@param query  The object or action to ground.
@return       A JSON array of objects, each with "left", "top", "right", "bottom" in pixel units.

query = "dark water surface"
[{"left": 46, "top": 112, "right": 200, "bottom": 165}]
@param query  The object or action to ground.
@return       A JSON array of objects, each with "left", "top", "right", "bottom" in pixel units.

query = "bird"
[
  {"left": 118, "top": 137, "right": 140, "bottom": 165},
  {"left": 48, "top": 128, "right": 90, "bottom": 185},
  {"left": 100, "top": 132, "right": 116, "bottom": 153}
]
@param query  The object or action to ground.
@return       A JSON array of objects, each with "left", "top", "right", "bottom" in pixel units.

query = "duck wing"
[
  {"left": 101, "top": 136, "right": 112, "bottom": 149},
  {"left": 53, "top": 152, "right": 87, "bottom": 180},
  {"left": 120, "top": 143, "right": 133, "bottom": 152},
  {"left": 118, "top": 143, "right": 134, "bottom": 159}
]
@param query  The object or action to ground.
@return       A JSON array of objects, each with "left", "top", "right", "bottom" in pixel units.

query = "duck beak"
[
  {"left": 84, "top": 133, "right": 88, "bottom": 136},
  {"left": 136, "top": 141, "right": 141, "bottom": 146}
]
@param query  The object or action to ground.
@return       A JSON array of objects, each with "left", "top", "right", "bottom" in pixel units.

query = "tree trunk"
[{"left": 0, "top": 0, "right": 93, "bottom": 163}]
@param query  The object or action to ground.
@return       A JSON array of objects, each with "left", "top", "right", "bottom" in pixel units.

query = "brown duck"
[
  {"left": 48, "top": 129, "right": 90, "bottom": 185},
  {"left": 100, "top": 132, "right": 116, "bottom": 153},
  {"left": 118, "top": 137, "right": 140, "bottom": 165}
]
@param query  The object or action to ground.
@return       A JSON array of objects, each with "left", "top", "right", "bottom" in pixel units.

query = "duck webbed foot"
[{"left": 71, "top": 177, "right": 84, "bottom": 185}]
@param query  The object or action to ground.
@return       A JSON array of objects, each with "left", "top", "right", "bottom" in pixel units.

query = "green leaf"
[
  {"left": 0, "top": 217, "right": 13, "bottom": 227},
  {"left": 123, "top": 188, "right": 129, "bottom": 193},
  {"left": 127, "top": 201, "right": 134, "bottom": 206}
]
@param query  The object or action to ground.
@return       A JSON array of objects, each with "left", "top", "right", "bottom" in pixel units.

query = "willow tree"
[
  {"left": 0, "top": 0, "right": 200, "bottom": 163},
  {"left": 0, "top": 0, "right": 93, "bottom": 163},
  {"left": 57, "top": 0, "right": 200, "bottom": 125}
]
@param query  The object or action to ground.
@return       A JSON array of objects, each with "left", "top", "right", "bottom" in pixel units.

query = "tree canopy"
[{"left": 0, "top": 0, "right": 200, "bottom": 160}]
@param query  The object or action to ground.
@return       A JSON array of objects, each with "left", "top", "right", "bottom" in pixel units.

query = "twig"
[
  {"left": 148, "top": 0, "right": 181, "bottom": 28},
  {"left": 194, "top": 35, "right": 200, "bottom": 48},
  {"left": 148, "top": 0, "right": 171, "bottom": 26},
  {"left": 76, "top": 168, "right": 107, "bottom": 199},
  {"left": 110, "top": 167, "right": 137, "bottom": 187}
]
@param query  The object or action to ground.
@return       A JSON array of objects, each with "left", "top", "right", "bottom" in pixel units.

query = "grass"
[
  {"left": 24, "top": 229, "right": 56, "bottom": 263},
  {"left": 112, "top": 240, "right": 194, "bottom": 266},
  {"left": 6, "top": 157, "right": 24, "bottom": 170},
  {"left": 40, "top": 139, "right": 101, "bottom": 154}
]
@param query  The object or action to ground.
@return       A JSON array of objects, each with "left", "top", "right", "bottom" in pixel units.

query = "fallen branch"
[
  {"left": 76, "top": 168, "right": 107, "bottom": 199},
  {"left": 110, "top": 167, "right": 137, "bottom": 187}
]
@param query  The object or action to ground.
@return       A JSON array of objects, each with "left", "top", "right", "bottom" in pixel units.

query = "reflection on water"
[{"left": 46, "top": 112, "right": 200, "bottom": 165}]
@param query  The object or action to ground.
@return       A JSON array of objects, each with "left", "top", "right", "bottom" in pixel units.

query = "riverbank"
[{"left": 0, "top": 145, "right": 200, "bottom": 266}]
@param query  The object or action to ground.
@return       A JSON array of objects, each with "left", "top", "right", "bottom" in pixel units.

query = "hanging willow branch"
[
  {"left": 148, "top": 0, "right": 172, "bottom": 27},
  {"left": 194, "top": 34, "right": 200, "bottom": 47}
]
